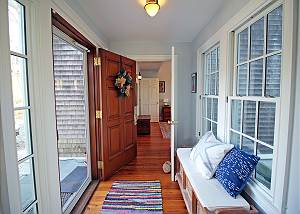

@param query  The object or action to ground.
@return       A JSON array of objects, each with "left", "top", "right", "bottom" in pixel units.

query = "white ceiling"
[
  {"left": 65, "top": 0, "right": 225, "bottom": 43},
  {"left": 138, "top": 62, "right": 163, "bottom": 71}
]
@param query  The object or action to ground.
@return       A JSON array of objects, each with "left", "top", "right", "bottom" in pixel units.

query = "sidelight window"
[{"left": 8, "top": 0, "right": 38, "bottom": 212}]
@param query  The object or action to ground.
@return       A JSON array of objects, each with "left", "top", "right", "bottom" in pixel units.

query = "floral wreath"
[{"left": 114, "top": 68, "right": 133, "bottom": 97}]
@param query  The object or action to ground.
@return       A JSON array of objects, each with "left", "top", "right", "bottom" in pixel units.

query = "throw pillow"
[
  {"left": 194, "top": 142, "right": 234, "bottom": 179},
  {"left": 190, "top": 131, "right": 215, "bottom": 161},
  {"left": 214, "top": 148, "right": 260, "bottom": 198}
]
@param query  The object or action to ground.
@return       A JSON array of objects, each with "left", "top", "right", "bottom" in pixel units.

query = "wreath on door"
[{"left": 114, "top": 68, "right": 133, "bottom": 97}]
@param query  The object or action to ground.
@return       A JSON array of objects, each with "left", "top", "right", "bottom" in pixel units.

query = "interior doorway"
[{"left": 137, "top": 61, "right": 172, "bottom": 123}]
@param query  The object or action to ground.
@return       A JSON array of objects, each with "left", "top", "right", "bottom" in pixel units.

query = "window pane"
[
  {"left": 231, "top": 100, "right": 242, "bottom": 132},
  {"left": 19, "top": 158, "right": 36, "bottom": 210},
  {"left": 243, "top": 101, "right": 256, "bottom": 138},
  {"left": 267, "top": 6, "right": 282, "bottom": 53},
  {"left": 216, "top": 72, "right": 219, "bottom": 95},
  {"left": 206, "top": 120, "right": 211, "bottom": 132},
  {"left": 258, "top": 102, "right": 276, "bottom": 146},
  {"left": 207, "top": 98, "right": 212, "bottom": 119},
  {"left": 230, "top": 131, "right": 240, "bottom": 148},
  {"left": 212, "top": 122, "right": 217, "bottom": 137},
  {"left": 8, "top": 0, "right": 26, "bottom": 54},
  {"left": 217, "top": 47, "right": 220, "bottom": 71},
  {"left": 53, "top": 35, "right": 89, "bottom": 207},
  {"left": 256, "top": 144, "right": 273, "bottom": 189},
  {"left": 237, "top": 64, "right": 248, "bottom": 96},
  {"left": 205, "top": 74, "right": 210, "bottom": 95},
  {"left": 211, "top": 49, "right": 217, "bottom": 72},
  {"left": 202, "top": 97, "right": 206, "bottom": 118},
  {"left": 249, "top": 59, "right": 263, "bottom": 96},
  {"left": 266, "top": 55, "right": 281, "bottom": 97},
  {"left": 202, "top": 118, "right": 207, "bottom": 133},
  {"left": 15, "top": 110, "right": 32, "bottom": 161},
  {"left": 212, "top": 98, "right": 218, "bottom": 122},
  {"left": 241, "top": 136, "right": 254, "bottom": 154},
  {"left": 238, "top": 28, "right": 248, "bottom": 63},
  {"left": 250, "top": 18, "right": 264, "bottom": 59},
  {"left": 11, "top": 55, "right": 28, "bottom": 108},
  {"left": 210, "top": 73, "right": 216, "bottom": 95}
]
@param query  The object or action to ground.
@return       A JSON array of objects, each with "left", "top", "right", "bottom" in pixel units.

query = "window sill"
[{"left": 244, "top": 181, "right": 281, "bottom": 214}]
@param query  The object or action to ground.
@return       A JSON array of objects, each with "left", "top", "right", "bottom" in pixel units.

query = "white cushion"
[
  {"left": 194, "top": 142, "right": 234, "bottom": 179},
  {"left": 177, "top": 148, "right": 250, "bottom": 212},
  {"left": 190, "top": 131, "right": 215, "bottom": 161}
]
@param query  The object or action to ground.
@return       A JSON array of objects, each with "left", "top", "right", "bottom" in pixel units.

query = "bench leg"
[
  {"left": 183, "top": 170, "right": 186, "bottom": 189},
  {"left": 192, "top": 191, "right": 197, "bottom": 214}
]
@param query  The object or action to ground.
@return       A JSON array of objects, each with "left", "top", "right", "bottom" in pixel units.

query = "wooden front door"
[{"left": 99, "top": 49, "right": 137, "bottom": 179}]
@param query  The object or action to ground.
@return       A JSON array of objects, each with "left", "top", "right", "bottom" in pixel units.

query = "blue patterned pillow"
[{"left": 214, "top": 147, "right": 260, "bottom": 198}]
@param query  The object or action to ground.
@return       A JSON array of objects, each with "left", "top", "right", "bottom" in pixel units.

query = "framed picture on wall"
[
  {"left": 159, "top": 81, "right": 165, "bottom": 93},
  {"left": 191, "top": 73, "right": 197, "bottom": 93}
]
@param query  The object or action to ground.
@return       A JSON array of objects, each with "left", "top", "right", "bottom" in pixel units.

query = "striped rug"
[{"left": 101, "top": 180, "right": 163, "bottom": 214}]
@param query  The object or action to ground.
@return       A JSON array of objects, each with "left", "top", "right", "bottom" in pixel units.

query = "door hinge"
[
  {"left": 96, "top": 110, "right": 102, "bottom": 119},
  {"left": 94, "top": 57, "right": 101, "bottom": 66},
  {"left": 226, "top": 96, "right": 229, "bottom": 103},
  {"left": 97, "top": 161, "right": 103, "bottom": 169}
]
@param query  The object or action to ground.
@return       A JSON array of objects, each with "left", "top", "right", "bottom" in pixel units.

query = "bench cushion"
[{"left": 177, "top": 148, "right": 250, "bottom": 212}]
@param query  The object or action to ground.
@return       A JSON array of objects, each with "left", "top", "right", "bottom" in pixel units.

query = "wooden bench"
[{"left": 176, "top": 148, "right": 259, "bottom": 214}]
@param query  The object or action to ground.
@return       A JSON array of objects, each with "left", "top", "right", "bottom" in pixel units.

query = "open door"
[
  {"left": 99, "top": 49, "right": 137, "bottom": 180},
  {"left": 170, "top": 46, "right": 178, "bottom": 181}
]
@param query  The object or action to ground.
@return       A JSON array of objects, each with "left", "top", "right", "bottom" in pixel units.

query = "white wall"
[
  {"left": 286, "top": 3, "right": 300, "bottom": 213},
  {"left": 110, "top": 41, "right": 196, "bottom": 146},
  {"left": 190, "top": 0, "right": 251, "bottom": 141},
  {"left": 158, "top": 61, "right": 172, "bottom": 118}
]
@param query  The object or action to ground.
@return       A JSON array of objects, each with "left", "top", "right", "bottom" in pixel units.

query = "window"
[
  {"left": 229, "top": 5, "right": 282, "bottom": 192},
  {"left": 52, "top": 29, "right": 91, "bottom": 212},
  {"left": 8, "top": 0, "right": 38, "bottom": 213},
  {"left": 201, "top": 46, "right": 220, "bottom": 136}
]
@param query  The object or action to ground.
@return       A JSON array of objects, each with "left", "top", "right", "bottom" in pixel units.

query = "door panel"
[
  {"left": 100, "top": 49, "right": 137, "bottom": 179},
  {"left": 108, "top": 124, "right": 122, "bottom": 157},
  {"left": 140, "top": 78, "right": 159, "bottom": 122},
  {"left": 107, "top": 88, "right": 121, "bottom": 119}
]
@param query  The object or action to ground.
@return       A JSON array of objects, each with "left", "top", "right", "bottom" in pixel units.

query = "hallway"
[{"left": 84, "top": 123, "right": 187, "bottom": 213}]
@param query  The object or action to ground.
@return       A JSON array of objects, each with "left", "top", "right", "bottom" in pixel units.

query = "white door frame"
[{"left": 128, "top": 54, "right": 178, "bottom": 182}]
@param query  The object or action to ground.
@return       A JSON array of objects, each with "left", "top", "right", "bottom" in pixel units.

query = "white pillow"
[
  {"left": 190, "top": 131, "right": 216, "bottom": 161},
  {"left": 194, "top": 141, "right": 234, "bottom": 179}
]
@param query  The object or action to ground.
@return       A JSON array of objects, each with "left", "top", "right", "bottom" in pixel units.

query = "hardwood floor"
[{"left": 84, "top": 122, "right": 187, "bottom": 214}]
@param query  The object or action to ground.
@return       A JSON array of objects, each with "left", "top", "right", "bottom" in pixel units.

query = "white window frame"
[
  {"left": 196, "top": 0, "right": 297, "bottom": 213},
  {"left": 52, "top": 27, "right": 92, "bottom": 214},
  {"left": 228, "top": 2, "right": 283, "bottom": 195},
  {"left": 1, "top": 0, "right": 42, "bottom": 213},
  {"left": 200, "top": 45, "right": 220, "bottom": 137}
]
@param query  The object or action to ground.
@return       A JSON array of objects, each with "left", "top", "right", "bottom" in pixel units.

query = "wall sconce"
[{"left": 138, "top": 72, "right": 143, "bottom": 80}]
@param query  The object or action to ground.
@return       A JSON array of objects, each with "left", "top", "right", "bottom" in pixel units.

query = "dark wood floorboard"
[{"left": 83, "top": 122, "right": 187, "bottom": 214}]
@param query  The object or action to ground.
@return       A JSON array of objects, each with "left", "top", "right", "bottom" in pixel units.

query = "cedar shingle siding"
[{"left": 53, "top": 35, "right": 87, "bottom": 157}]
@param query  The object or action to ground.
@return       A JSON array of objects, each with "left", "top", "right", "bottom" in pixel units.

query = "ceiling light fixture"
[{"left": 144, "top": 0, "right": 160, "bottom": 17}]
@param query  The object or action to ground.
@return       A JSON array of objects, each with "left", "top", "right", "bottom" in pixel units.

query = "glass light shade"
[
  {"left": 138, "top": 72, "right": 142, "bottom": 80},
  {"left": 144, "top": 1, "right": 160, "bottom": 17}
]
